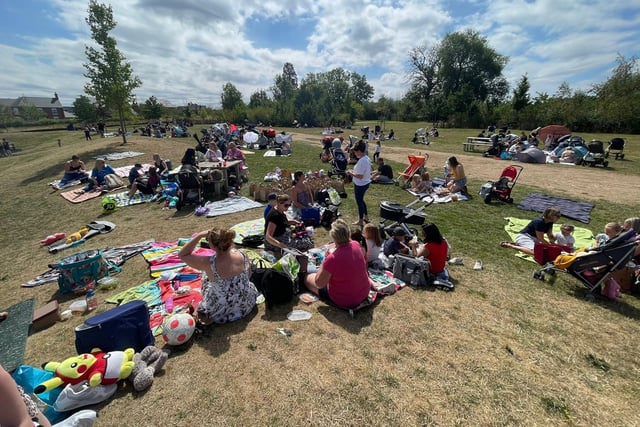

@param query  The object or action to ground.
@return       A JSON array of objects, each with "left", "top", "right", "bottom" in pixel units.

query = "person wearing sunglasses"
[{"left": 264, "top": 194, "right": 313, "bottom": 256}]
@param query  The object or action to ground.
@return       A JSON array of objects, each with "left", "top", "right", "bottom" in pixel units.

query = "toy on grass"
[
  {"left": 101, "top": 196, "right": 117, "bottom": 214},
  {"left": 40, "top": 232, "right": 66, "bottom": 245},
  {"left": 162, "top": 312, "right": 196, "bottom": 346},
  {"left": 34, "top": 348, "right": 135, "bottom": 394},
  {"left": 129, "top": 346, "right": 170, "bottom": 391},
  {"left": 65, "top": 227, "right": 89, "bottom": 244}
]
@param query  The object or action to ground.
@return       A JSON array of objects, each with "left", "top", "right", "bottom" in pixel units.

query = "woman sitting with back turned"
[
  {"left": 179, "top": 227, "right": 258, "bottom": 325},
  {"left": 304, "top": 219, "right": 373, "bottom": 309}
]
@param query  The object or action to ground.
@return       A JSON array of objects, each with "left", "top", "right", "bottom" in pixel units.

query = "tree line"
[{"left": 68, "top": 3, "right": 640, "bottom": 135}]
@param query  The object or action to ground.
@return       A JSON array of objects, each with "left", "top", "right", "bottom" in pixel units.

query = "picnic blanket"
[
  {"left": 105, "top": 266, "right": 203, "bottom": 336},
  {"left": 518, "top": 193, "right": 595, "bottom": 223},
  {"left": 263, "top": 150, "right": 291, "bottom": 157},
  {"left": 231, "top": 218, "right": 265, "bottom": 244},
  {"left": 141, "top": 240, "right": 214, "bottom": 277},
  {"left": 60, "top": 187, "right": 105, "bottom": 203},
  {"left": 204, "top": 196, "right": 263, "bottom": 217},
  {"left": 112, "top": 163, "right": 152, "bottom": 178},
  {"left": 407, "top": 190, "right": 469, "bottom": 203},
  {"left": 0, "top": 299, "right": 35, "bottom": 372},
  {"left": 49, "top": 179, "right": 81, "bottom": 190},
  {"left": 503, "top": 217, "right": 595, "bottom": 263},
  {"left": 110, "top": 190, "right": 157, "bottom": 208},
  {"left": 21, "top": 240, "right": 154, "bottom": 287},
  {"left": 95, "top": 151, "right": 144, "bottom": 161}
]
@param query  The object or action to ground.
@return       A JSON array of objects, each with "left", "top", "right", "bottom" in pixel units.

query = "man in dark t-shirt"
[{"left": 371, "top": 157, "right": 394, "bottom": 184}]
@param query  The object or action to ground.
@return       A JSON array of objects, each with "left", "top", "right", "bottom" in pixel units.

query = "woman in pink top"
[{"left": 304, "top": 219, "right": 372, "bottom": 309}]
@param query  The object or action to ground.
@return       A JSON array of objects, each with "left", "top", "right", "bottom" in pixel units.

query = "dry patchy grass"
[{"left": 1, "top": 124, "right": 639, "bottom": 426}]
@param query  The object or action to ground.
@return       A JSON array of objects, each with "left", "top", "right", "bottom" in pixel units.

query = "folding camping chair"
[{"left": 398, "top": 154, "right": 428, "bottom": 188}]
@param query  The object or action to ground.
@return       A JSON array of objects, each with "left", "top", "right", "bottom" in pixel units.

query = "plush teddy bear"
[{"left": 128, "top": 346, "right": 170, "bottom": 391}]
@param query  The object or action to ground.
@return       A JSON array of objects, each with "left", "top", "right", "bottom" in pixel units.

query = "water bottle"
[
  {"left": 165, "top": 297, "right": 174, "bottom": 313},
  {"left": 85, "top": 282, "right": 98, "bottom": 312}
]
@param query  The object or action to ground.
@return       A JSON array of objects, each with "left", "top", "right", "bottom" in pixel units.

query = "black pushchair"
[
  {"left": 175, "top": 166, "right": 204, "bottom": 211},
  {"left": 606, "top": 138, "right": 625, "bottom": 160},
  {"left": 379, "top": 196, "right": 434, "bottom": 239},
  {"left": 479, "top": 164, "right": 523, "bottom": 204},
  {"left": 328, "top": 148, "right": 348, "bottom": 177},
  {"left": 578, "top": 140, "right": 608, "bottom": 168},
  {"left": 533, "top": 230, "right": 639, "bottom": 301}
]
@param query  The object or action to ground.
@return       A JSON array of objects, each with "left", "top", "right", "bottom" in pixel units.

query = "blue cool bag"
[{"left": 74, "top": 300, "right": 154, "bottom": 354}]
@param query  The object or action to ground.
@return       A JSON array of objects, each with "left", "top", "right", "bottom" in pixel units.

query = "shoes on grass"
[
  {"left": 54, "top": 381, "right": 117, "bottom": 411},
  {"left": 448, "top": 257, "right": 464, "bottom": 265},
  {"left": 473, "top": 260, "right": 483, "bottom": 271}
]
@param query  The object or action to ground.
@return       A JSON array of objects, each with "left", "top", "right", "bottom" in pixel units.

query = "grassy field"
[{"left": 1, "top": 123, "right": 639, "bottom": 426}]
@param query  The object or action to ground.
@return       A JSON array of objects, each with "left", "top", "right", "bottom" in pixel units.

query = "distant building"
[{"left": 0, "top": 93, "right": 66, "bottom": 119}]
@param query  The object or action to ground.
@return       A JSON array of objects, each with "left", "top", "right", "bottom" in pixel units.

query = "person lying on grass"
[{"left": 500, "top": 207, "right": 562, "bottom": 256}]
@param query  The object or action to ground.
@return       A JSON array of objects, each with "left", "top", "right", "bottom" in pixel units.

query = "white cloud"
[{"left": 0, "top": 0, "right": 638, "bottom": 106}]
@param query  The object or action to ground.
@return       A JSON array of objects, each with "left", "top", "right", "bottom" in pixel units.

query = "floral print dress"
[{"left": 197, "top": 251, "right": 258, "bottom": 324}]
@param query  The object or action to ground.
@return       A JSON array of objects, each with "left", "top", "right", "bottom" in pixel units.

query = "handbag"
[
  {"left": 392, "top": 254, "right": 432, "bottom": 287},
  {"left": 74, "top": 300, "right": 154, "bottom": 354},
  {"left": 57, "top": 250, "right": 111, "bottom": 294}
]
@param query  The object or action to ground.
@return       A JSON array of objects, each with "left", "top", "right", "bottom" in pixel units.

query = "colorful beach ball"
[{"left": 162, "top": 313, "right": 196, "bottom": 345}]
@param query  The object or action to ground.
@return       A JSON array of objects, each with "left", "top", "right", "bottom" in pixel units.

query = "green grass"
[{"left": 1, "top": 123, "right": 639, "bottom": 426}]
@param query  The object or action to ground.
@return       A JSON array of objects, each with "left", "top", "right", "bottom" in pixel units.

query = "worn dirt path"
[{"left": 292, "top": 133, "right": 638, "bottom": 205}]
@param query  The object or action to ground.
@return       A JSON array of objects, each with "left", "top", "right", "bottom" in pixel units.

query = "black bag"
[
  {"left": 315, "top": 189, "right": 330, "bottom": 205},
  {"left": 260, "top": 269, "right": 296, "bottom": 308},
  {"left": 242, "top": 234, "right": 264, "bottom": 248},
  {"left": 392, "top": 254, "right": 433, "bottom": 287},
  {"left": 250, "top": 258, "right": 271, "bottom": 293},
  {"left": 320, "top": 205, "right": 339, "bottom": 228}
]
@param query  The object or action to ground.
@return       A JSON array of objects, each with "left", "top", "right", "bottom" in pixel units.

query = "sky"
[{"left": 0, "top": 0, "right": 639, "bottom": 108}]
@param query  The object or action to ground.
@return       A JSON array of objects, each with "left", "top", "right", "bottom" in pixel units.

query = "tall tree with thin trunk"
[{"left": 83, "top": 0, "right": 141, "bottom": 145}]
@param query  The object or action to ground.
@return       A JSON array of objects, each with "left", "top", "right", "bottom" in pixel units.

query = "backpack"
[
  {"left": 320, "top": 205, "right": 339, "bottom": 228},
  {"left": 103, "top": 173, "right": 124, "bottom": 189},
  {"left": 258, "top": 269, "right": 296, "bottom": 308}
]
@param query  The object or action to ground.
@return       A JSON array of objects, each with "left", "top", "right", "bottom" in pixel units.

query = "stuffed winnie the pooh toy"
[{"left": 34, "top": 348, "right": 135, "bottom": 394}]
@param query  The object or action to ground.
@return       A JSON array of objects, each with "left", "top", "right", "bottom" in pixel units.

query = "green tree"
[
  {"left": 72, "top": 95, "right": 98, "bottom": 123},
  {"left": 220, "top": 83, "right": 245, "bottom": 111},
  {"left": 349, "top": 72, "right": 374, "bottom": 105},
  {"left": 19, "top": 104, "right": 46, "bottom": 122},
  {"left": 512, "top": 75, "right": 530, "bottom": 112},
  {"left": 272, "top": 63, "right": 298, "bottom": 125},
  {"left": 592, "top": 54, "right": 640, "bottom": 132},
  {"left": 142, "top": 96, "right": 165, "bottom": 120},
  {"left": 83, "top": 0, "right": 142, "bottom": 144},
  {"left": 249, "top": 90, "right": 271, "bottom": 109},
  {"left": 0, "top": 105, "right": 12, "bottom": 130}
]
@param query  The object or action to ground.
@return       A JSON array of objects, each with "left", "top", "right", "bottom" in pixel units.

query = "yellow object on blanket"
[{"left": 66, "top": 227, "right": 89, "bottom": 244}]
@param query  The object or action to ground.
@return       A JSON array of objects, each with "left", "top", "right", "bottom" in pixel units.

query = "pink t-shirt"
[{"left": 323, "top": 240, "right": 370, "bottom": 308}]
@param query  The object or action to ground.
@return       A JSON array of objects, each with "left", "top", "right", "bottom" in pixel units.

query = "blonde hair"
[
  {"left": 623, "top": 217, "right": 640, "bottom": 233},
  {"left": 363, "top": 223, "right": 382, "bottom": 246},
  {"left": 329, "top": 219, "right": 351, "bottom": 245},
  {"left": 206, "top": 228, "right": 236, "bottom": 252},
  {"left": 543, "top": 207, "right": 561, "bottom": 220},
  {"left": 560, "top": 224, "right": 575, "bottom": 233},
  {"left": 604, "top": 222, "right": 622, "bottom": 235}
]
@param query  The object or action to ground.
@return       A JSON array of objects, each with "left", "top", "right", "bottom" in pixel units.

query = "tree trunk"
[{"left": 118, "top": 109, "right": 128, "bottom": 145}]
